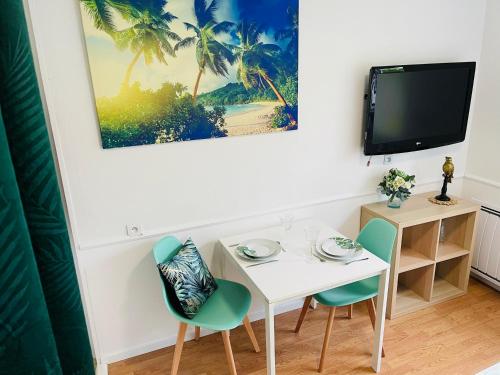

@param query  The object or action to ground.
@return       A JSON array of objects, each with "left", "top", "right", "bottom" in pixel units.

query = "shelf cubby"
[
  {"left": 399, "top": 221, "right": 439, "bottom": 273},
  {"left": 436, "top": 242, "right": 469, "bottom": 263},
  {"left": 431, "top": 255, "right": 469, "bottom": 304},
  {"left": 431, "top": 277, "right": 463, "bottom": 304},
  {"left": 436, "top": 213, "right": 476, "bottom": 262},
  {"left": 395, "top": 265, "right": 434, "bottom": 315}
]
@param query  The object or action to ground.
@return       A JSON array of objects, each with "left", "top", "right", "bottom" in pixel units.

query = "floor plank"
[{"left": 108, "top": 279, "right": 500, "bottom": 375}]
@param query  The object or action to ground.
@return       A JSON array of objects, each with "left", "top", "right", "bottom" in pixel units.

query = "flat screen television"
[{"left": 364, "top": 62, "right": 476, "bottom": 155}]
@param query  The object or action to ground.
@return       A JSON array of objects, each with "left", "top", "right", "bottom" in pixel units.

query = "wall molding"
[
  {"left": 78, "top": 178, "right": 455, "bottom": 251},
  {"left": 78, "top": 190, "right": 376, "bottom": 251},
  {"left": 464, "top": 174, "right": 500, "bottom": 189},
  {"left": 463, "top": 174, "right": 500, "bottom": 212}
]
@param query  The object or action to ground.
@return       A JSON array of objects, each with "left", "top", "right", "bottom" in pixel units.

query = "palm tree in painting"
[
  {"left": 275, "top": 6, "right": 299, "bottom": 58},
  {"left": 174, "top": 0, "right": 235, "bottom": 101},
  {"left": 232, "top": 22, "right": 296, "bottom": 125},
  {"left": 114, "top": 2, "right": 181, "bottom": 88},
  {"left": 80, "top": 0, "right": 131, "bottom": 33}
]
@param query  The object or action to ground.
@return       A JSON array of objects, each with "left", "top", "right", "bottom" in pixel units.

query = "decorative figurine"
[{"left": 435, "top": 157, "right": 454, "bottom": 201}]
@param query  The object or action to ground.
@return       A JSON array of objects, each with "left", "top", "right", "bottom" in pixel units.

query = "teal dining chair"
[
  {"left": 153, "top": 236, "right": 260, "bottom": 375},
  {"left": 294, "top": 218, "right": 397, "bottom": 372}
]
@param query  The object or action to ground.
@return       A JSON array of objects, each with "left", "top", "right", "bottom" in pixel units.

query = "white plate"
[
  {"left": 321, "top": 237, "right": 362, "bottom": 257},
  {"left": 236, "top": 239, "right": 281, "bottom": 261},
  {"left": 235, "top": 247, "right": 278, "bottom": 262},
  {"left": 241, "top": 239, "right": 281, "bottom": 258},
  {"left": 316, "top": 243, "right": 363, "bottom": 261},
  {"left": 235, "top": 247, "right": 257, "bottom": 261}
]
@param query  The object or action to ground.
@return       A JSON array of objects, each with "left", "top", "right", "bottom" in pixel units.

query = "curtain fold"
[
  {"left": 0, "top": 109, "right": 62, "bottom": 374},
  {"left": 0, "top": 0, "right": 94, "bottom": 374}
]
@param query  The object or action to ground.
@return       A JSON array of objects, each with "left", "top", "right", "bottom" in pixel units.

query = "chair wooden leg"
[
  {"left": 171, "top": 323, "right": 188, "bottom": 375},
  {"left": 347, "top": 304, "right": 353, "bottom": 319},
  {"left": 221, "top": 330, "right": 237, "bottom": 375},
  {"left": 243, "top": 316, "right": 260, "bottom": 352},
  {"left": 366, "top": 298, "right": 385, "bottom": 357},
  {"left": 295, "top": 295, "right": 313, "bottom": 333},
  {"left": 318, "top": 307, "right": 336, "bottom": 373},
  {"left": 195, "top": 326, "right": 200, "bottom": 341}
]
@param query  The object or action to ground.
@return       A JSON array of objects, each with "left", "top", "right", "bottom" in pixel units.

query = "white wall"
[
  {"left": 462, "top": 177, "right": 500, "bottom": 212},
  {"left": 27, "top": 0, "right": 487, "bottom": 364},
  {"left": 464, "top": 0, "right": 500, "bottom": 209}
]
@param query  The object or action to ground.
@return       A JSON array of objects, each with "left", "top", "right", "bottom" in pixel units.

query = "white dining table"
[{"left": 218, "top": 218, "right": 390, "bottom": 375}]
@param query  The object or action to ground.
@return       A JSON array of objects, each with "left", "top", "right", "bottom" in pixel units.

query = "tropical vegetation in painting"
[{"left": 80, "top": 0, "right": 299, "bottom": 148}]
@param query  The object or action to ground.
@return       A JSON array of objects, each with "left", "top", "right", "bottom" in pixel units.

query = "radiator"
[{"left": 471, "top": 206, "right": 500, "bottom": 291}]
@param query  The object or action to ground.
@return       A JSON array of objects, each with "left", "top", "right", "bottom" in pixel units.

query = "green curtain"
[{"left": 0, "top": 0, "right": 94, "bottom": 374}]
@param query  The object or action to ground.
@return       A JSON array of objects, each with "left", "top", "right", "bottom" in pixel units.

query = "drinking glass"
[
  {"left": 279, "top": 213, "right": 294, "bottom": 233},
  {"left": 279, "top": 213, "right": 294, "bottom": 249},
  {"left": 304, "top": 226, "right": 320, "bottom": 259}
]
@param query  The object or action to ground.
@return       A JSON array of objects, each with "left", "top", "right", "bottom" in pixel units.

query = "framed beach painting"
[{"left": 79, "top": 0, "right": 299, "bottom": 148}]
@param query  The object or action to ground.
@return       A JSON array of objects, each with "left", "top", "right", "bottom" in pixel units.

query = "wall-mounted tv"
[{"left": 364, "top": 62, "right": 476, "bottom": 155}]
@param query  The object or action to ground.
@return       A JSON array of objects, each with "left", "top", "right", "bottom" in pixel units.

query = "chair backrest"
[
  {"left": 356, "top": 218, "right": 397, "bottom": 263},
  {"left": 153, "top": 236, "right": 183, "bottom": 264},
  {"left": 152, "top": 236, "right": 184, "bottom": 319}
]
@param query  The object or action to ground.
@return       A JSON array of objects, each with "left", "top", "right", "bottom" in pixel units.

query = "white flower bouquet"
[{"left": 378, "top": 168, "right": 416, "bottom": 205}]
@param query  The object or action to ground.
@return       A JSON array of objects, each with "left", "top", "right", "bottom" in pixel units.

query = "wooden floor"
[{"left": 109, "top": 279, "right": 500, "bottom": 375}]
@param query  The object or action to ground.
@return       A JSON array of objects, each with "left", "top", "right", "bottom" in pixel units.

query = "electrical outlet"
[
  {"left": 383, "top": 155, "right": 392, "bottom": 165},
  {"left": 126, "top": 224, "right": 143, "bottom": 237}
]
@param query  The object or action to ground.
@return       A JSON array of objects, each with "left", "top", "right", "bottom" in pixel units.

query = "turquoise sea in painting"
[{"left": 206, "top": 103, "right": 268, "bottom": 117}]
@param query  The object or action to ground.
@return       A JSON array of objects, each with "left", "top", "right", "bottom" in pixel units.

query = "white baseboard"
[
  {"left": 101, "top": 299, "right": 304, "bottom": 365},
  {"left": 95, "top": 363, "right": 108, "bottom": 375},
  {"left": 470, "top": 269, "right": 500, "bottom": 291},
  {"left": 476, "top": 362, "right": 500, "bottom": 375}
]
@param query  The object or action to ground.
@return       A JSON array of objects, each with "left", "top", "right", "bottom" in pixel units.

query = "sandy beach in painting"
[{"left": 224, "top": 101, "right": 283, "bottom": 136}]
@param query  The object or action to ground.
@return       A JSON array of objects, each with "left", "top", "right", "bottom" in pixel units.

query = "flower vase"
[{"left": 387, "top": 195, "right": 403, "bottom": 209}]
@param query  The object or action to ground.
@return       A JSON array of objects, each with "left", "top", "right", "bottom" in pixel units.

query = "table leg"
[
  {"left": 220, "top": 254, "right": 225, "bottom": 279},
  {"left": 265, "top": 303, "right": 276, "bottom": 375},
  {"left": 217, "top": 242, "right": 226, "bottom": 279},
  {"left": 311, "top": 299, "right": 318, "bottom": 309},
  {"left": 371, "top": 268, "right": 389, "bottom": 373}
]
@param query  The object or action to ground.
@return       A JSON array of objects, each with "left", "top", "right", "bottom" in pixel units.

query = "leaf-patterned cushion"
[{"left": 158, "top": 238, "right": 217, "bottom": 319}]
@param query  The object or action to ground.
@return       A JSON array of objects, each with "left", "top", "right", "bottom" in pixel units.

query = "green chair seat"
[
  {"left": 172, "top": 278, "right": 251, "bottom": 331},
  {"left": 314, "top": 276, "right": 379, "bottom": 307}
]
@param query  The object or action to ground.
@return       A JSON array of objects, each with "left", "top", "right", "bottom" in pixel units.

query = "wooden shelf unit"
[{"left": 361, "top": 192, "right": 479, "bottom": 319}]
